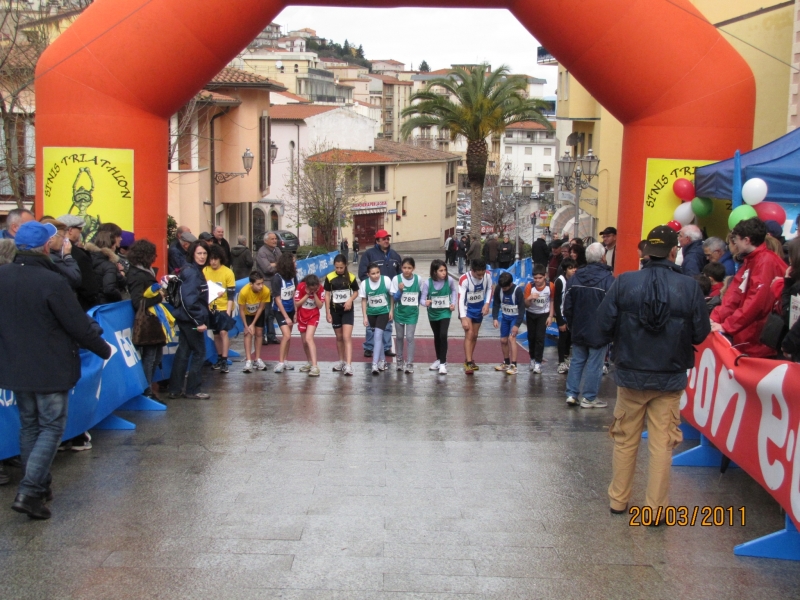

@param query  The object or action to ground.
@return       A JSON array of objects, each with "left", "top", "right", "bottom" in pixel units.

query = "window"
[
  {"left": 524, "top": 163, "right": 532, "bottom": 171},
  {"left": 543, "top": 164, "right": 552, "bottom": 172},
  {"left": 504, "top": 146, "right": 512, "bottom": 154},
  {"left": 445, "top": 161, "right": 456, "bottom": 185},
  {"left": 525, "top": 147, "right": 532, "bottom": 155},
  {"left": 488, "top": 161, "right": 496, "bottom": 168},
  {"left": 396, "top": 200, "right": 401, "bottom": 220},
  {"left": 505, "top": 132, "right": 513, "bottom": 138},
  {"left": 293, "top": 64, "right": 298, "bottom": 73},
  {"left": 526, "top": 132, "right": 533, "bottom": 140},
  {"left": 358, "top": 167, "right": 372, "bottom": 193},
  {"left": 544, "top": 147, "right": 552, "bottom": 156},
  {"left": 402, "top": 196, "right": 407, "bottom": 215},
  {"left": 374, "top": 165, "right": 386, "bottom": 191},
  {"left": 588, "top": 134, "right": 594, "bottom": 152},
  {"left": 259, "top": 116, "right": 270, "bottom": 191}
]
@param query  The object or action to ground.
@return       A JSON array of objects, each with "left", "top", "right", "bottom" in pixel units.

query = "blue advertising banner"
[{"left": 0, "top": 302, "right": 149, "bottom": 460}]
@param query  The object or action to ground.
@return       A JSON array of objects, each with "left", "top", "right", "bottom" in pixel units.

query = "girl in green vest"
[
  {"left": 421, "top": 259, "right": 458, "bottom": 375},
  {"left": 359, "top": 262, "right": 393, "bottom": 375},
  {"left": 391, "top": 257, "right": 421, "bottom": 373}
]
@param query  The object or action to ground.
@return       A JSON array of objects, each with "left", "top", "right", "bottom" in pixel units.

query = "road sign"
[{"left": 559, "top": 191, "right": 575, "bottom": 202}]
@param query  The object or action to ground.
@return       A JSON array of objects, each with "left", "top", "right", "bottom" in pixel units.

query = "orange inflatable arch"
[{"left": 34, "top": 0, "right": 755, "bottom": 273}]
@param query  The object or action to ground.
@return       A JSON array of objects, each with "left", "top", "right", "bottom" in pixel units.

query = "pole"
[
  {"left": 573, "top": 168, "right": 581, "bottom": 242},
  {"left": 515, "top": 199, "right": 520, "bottom": 264}
]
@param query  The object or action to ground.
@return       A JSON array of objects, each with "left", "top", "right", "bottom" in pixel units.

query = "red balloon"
[
  {"left": 666, "top": 220, "right": 682, "bottom": 232},
  {"left": 754, "top": 201, "right": 786, "bottom": 224},
  {"left": 673, "top": 178, "right": 695, "bottom": 201}
]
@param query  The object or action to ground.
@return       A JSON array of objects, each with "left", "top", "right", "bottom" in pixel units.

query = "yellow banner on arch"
[
  {"left": 642, "top": 158, "right": 731, "bottom": 240},
  {"left": 42, "top": 147, "right": 134, "bottom": 241}
]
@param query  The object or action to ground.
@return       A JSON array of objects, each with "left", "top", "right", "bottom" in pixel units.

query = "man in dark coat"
[
  {"left": 358, "top": 229, "right": 402, "bottom": 357},
  {"left": 212, "top": 226, "right": 232, "bottom": 266},
  {"left": 255, "top": 231, "right": 281, "bottom": 344},
  {"left": 563, "top": 242, "right": 614, "bottom": 408},
  {"left": 230, "top": 235, "right": 254, "bottom": 280},
  {"left": 59, "top": 215, "right": 100, "bottom": 310},
  {"left": 598, "top": 225, "right": 710, "bottom": 520},
  {"left": 547, "top": 240, "right": 564, "bottom": 281},
  {"left": 0, "top": 222, "right": 111, "bottom": 520},
  {"left": 168, "top": 229, "right": 196, "bottom": 274},
  {"left": 531, "top": 234, "right": 550, "bottom": 268},
  {"left": 678, "top": 225, "right": 706, "bottom": 277}
]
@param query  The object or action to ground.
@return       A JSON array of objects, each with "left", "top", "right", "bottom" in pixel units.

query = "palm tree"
[{"left": 401, "top": 65, "right": 552, "bottom": 240}]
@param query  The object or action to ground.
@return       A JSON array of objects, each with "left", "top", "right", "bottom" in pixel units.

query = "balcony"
[
  {"left": 537, "top": 46, "right": 557, "bottom": 66},
  {"left": 307, "top": 94, "right": 346, "bottom": 103}
]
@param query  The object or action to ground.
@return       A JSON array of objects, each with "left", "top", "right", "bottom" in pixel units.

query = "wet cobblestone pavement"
[{"left": 1, "top": 342, "right": 799, "bottom": 599}]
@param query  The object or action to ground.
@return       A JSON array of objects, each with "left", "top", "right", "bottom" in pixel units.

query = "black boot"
[
  {"left": 11, "top": 493, "right": 51, "bottom": 519},
  {"left": 0, "top": 464, "right": 9, "bottom": 486}
]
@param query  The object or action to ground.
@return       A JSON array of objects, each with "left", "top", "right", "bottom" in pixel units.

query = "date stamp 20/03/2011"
[{"left": 628, "top": 506, "right": 746, "bottom": 527}]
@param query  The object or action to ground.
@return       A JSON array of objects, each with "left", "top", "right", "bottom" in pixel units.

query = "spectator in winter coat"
[
  {"left": 563, "top": 243, "right": 614, "bottom": 408},
  {"left": 497, "top": 234, "right": 515, "bottom": 269},
  {"left": 531, "top": 235, "right": 549, "bottom": 268},
  {"left": 87, "top": 230, "right": 126, "bottom": 304},
  {"left": 168, "top": 240, "right": 213, "bottom": 399},
  {"left": 781, "top": 237, "right": 800, "bottom": 361},
  {"left": 456, "top": 235, "right": 468, "bottom": 274},
  {"left": 211, "top": 226, "right": 232, "bottom": 266},
  {"left": 0, "top": 221, "right": 111, "bottom": 519},
  {"left": 711, "top": 218, "right": 788, "bottom": 357},
  {"left": 0, "top": 207, "right": 34, "bottom": 239},
  {"left": 41, "top": 219, "right": 81, "bottom": 289},
  {"left": 256, "top": 232, "right": 282, "bottom": 344},
  {"left": 168, "top": 228, "right": 195, "bottom": 274},
  {"left": 59, "top": 215, "right": 100, "bottom": 310},
  {"left": 465, "top": 235, "right": 482, "bottom": 264},
  {"left": 703, "top": 236, "right": 736, "bottom": 277},
  {"left": 485, "top": 234, "right": 500, "bottom": 269},
  {"left": 230, "top": 235, "right": 254, "bottom": 280},
  {"left": 678, "top": 225, "right": 706, "bottom": 277},
  {"left": 597, "top": 225, "right": 710, "bottom": 520}
]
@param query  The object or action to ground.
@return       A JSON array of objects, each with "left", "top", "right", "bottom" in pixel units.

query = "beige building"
[
  {"left": 366, "top": 74, "right": 413, "bottom": 141},
  {"left": 168, "top": 67, "right": 284, "bottom": 244},
  {"left": 240, "top": 51, "right": 353, "bottom": 103},
  {"left": 307, "top": 139, "right": 459, "bottom": 251},
  {"left": 371, "top": 59, "right": 405, "bottom": 75},
  {"left": 547, "top": 0, "right": 797, "bottom": 237}
]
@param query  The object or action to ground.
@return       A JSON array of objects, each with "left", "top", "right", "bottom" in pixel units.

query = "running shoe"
[
  {"left": 212, "top": 358, "right": 222, "bottom": 370},
  {"left": 529, "top": 360, "right": 536, "bottom": 372},
  {"left": 220, "top": 360, "right": 229, "bottom": 374},
  {"left": 464, "top": 362, "right": 474, "bottom": 375},
  {"left": 557, "top": 362, "right": 568, "bottom": 374},
  {"left": 469, "top": 362, "right": 479, "bottom": 371},
  {"left": 71, "top": 432, "right": 92, "bottom": 452},
  {"left": 371, "top": 364, "right": 380, "bottom": 375},
  {"left": 243, "top": 360, "right": 253, "bottom": 373},
  {"left": 299, "top": 363, "right": 312, "bottom": 372},
  {"left": 284, "top": 363, "right": 295, "bottom": 370},
  {"left": 332, "top": 361, "right": 344, "bottom": 372},
  {"left": 495, "top": 362, "right": 509, "bottom": 371},
  {"left": 254, "top": 359, "right": 267, "bottom": 371},
  {"left": 396, "top": 360, "right": 405, "bottom": 371},
  {"left": 438, "top": 364, "right": 447, "bottom": 375},
  {"left": 343, "top": 364, "right": 354, "bottom": 376},
  {"left": 378, "top": 361, "right": 388, "bottom": 371},
  {"left": 308, "top": 366, "right": 320, "bottom": 377},
  {"left": 404, "top": 362, "right": 414, "bottom": 374},
  {"left": 580, "top": 398, "right": 608, "bottom": 409},
  {"left": 506, "top": 364, "right": 518, "bottom": 375},
  {"left": 274, "top": 363, "right": 285, "bottom": 373},
  {"left": 533, "top": 362, "right": 542, "bottom": 374},
  {"left": 429, "top": 360, "right": 441, "bottom": 371},
  {"left": 566, "top": 396, "right": 578, "bottom": 406}
]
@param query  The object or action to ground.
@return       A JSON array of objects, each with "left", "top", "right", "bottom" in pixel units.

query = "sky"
[{"left": 275, "top": 7, "right": 558, "bottom": 95}]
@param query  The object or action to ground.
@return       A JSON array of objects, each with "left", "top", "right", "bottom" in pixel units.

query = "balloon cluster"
[{"left": 669, "top": 176, "right": 787, "bottom": 231}]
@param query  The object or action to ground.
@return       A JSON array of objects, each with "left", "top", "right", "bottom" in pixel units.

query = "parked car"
[{"left": 254, "top": 229, "right": 300, "bottom": 253}]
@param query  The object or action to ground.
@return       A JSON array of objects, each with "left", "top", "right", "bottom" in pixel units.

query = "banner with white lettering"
[{"left": 681, "top": 333, "right": 800, "bottom": 530}]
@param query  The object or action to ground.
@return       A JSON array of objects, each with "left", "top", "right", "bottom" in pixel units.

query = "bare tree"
[
  {"left": 480, "top": 171, "right": 516, "bottom": 236},
  {"left": 283, "top": 144, "right": 363, "bottom": 249},
  {"left": 0, "top": 1, "right": 90, "bottom": 208}
]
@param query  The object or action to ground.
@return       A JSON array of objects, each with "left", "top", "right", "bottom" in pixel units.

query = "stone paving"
[{"left": 2, "top": 264, "right": 800, "bottom": 598}]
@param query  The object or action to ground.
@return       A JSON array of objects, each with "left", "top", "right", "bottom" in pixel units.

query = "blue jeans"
[
  {"left": 169, "top": 324, "right": 206, "bottom": 395},
  {"left": 457, "top": 256, "right": 465, "bottom": 274},
  {"left": 364, "top": 320, "right": 393, "bottom": 353},
  {"left": 16, "top": 390, "right": 68, "bottom": 497},
  {"left": 566, "top": 344, "right": 607, "bottom": 401},
  {"left": 137, "top": 345, "right": 163, "bottom": 391}
]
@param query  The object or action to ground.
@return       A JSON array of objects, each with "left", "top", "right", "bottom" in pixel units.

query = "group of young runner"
[{"left": 229, "top": 252, "right": 576, "bottom": 376}]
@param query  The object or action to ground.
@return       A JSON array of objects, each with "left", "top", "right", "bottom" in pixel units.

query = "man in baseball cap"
[
  {"left": 357, "top": 228, "right": 402, "bottom": 357},
  {"left": 597, "top": 224, "right": 709, "bottom": 523},
  {"left": 57, "top": 214, "right": 100, "bottom": 310},
  {"left": 599, "top": 226, "right": 617, "bottom": 269},
  {"left": 14, "top": 221, "right": 57, "bottom": 250}
]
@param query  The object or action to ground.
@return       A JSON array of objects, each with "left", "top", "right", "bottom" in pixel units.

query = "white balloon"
[
  {"left": 742, "top": 178, "right": 768, "bottom": 205},
  {"left": 673, "top": 202, "right": 695, "bottom": 226}
]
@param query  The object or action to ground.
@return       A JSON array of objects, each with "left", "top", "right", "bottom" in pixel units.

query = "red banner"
[{"left": 682, "top": 334, "right": 800, "bottom": 529}]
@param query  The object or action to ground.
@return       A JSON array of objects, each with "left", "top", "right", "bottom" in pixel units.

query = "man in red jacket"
[{"left": 710, "top": 218, "right": 786, "bottom": 357}]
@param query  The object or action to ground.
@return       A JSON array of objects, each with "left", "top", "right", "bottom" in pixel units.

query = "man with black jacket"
[
  {"left": 563, "top": 242, "right": 614, "bottom": 408},
  {"left": 531, "top": 234, "right": 550, "bottom": 268},
  {"left": 0, "top": 222, "right": 112, "bottom": 520},
  {"left": 597, "top": 225, "right": 710, "bottom": 521},
  {"left": 59, "top": 215, "right": 100, "bottom": 310}
]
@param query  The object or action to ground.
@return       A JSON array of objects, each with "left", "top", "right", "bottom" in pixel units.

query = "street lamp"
[
  {"left": 556, "top": 148, "right": 600, "bottom": 241},
  {"left": 269, "top": 141, "right": 278, "bottom": 164},
  {"left": 215, "top": 148, "right": 255, "bottom": 184},
  {"left": 335, "top": 185, "right": 343, "bottom": 248}
]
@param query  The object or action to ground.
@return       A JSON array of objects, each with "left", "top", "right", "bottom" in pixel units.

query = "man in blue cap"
[{"left": 0, "top": 221, "right": 112, "bottom": 520}]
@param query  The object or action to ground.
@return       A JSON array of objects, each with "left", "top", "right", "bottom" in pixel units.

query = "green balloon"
[
  {"left": 728, "top": 204, "right": 757, "bottom": 230},
  {"left": 691, "top": 197, "right": 713, "bottom": 217}
]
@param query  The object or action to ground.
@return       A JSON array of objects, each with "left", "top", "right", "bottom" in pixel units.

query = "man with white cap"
[
  {"left": 0, "top": 221, "right": 112, "bottom": 520},
  {"left": 58, "top": 215, "right": 100, "bottom": 310}
]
